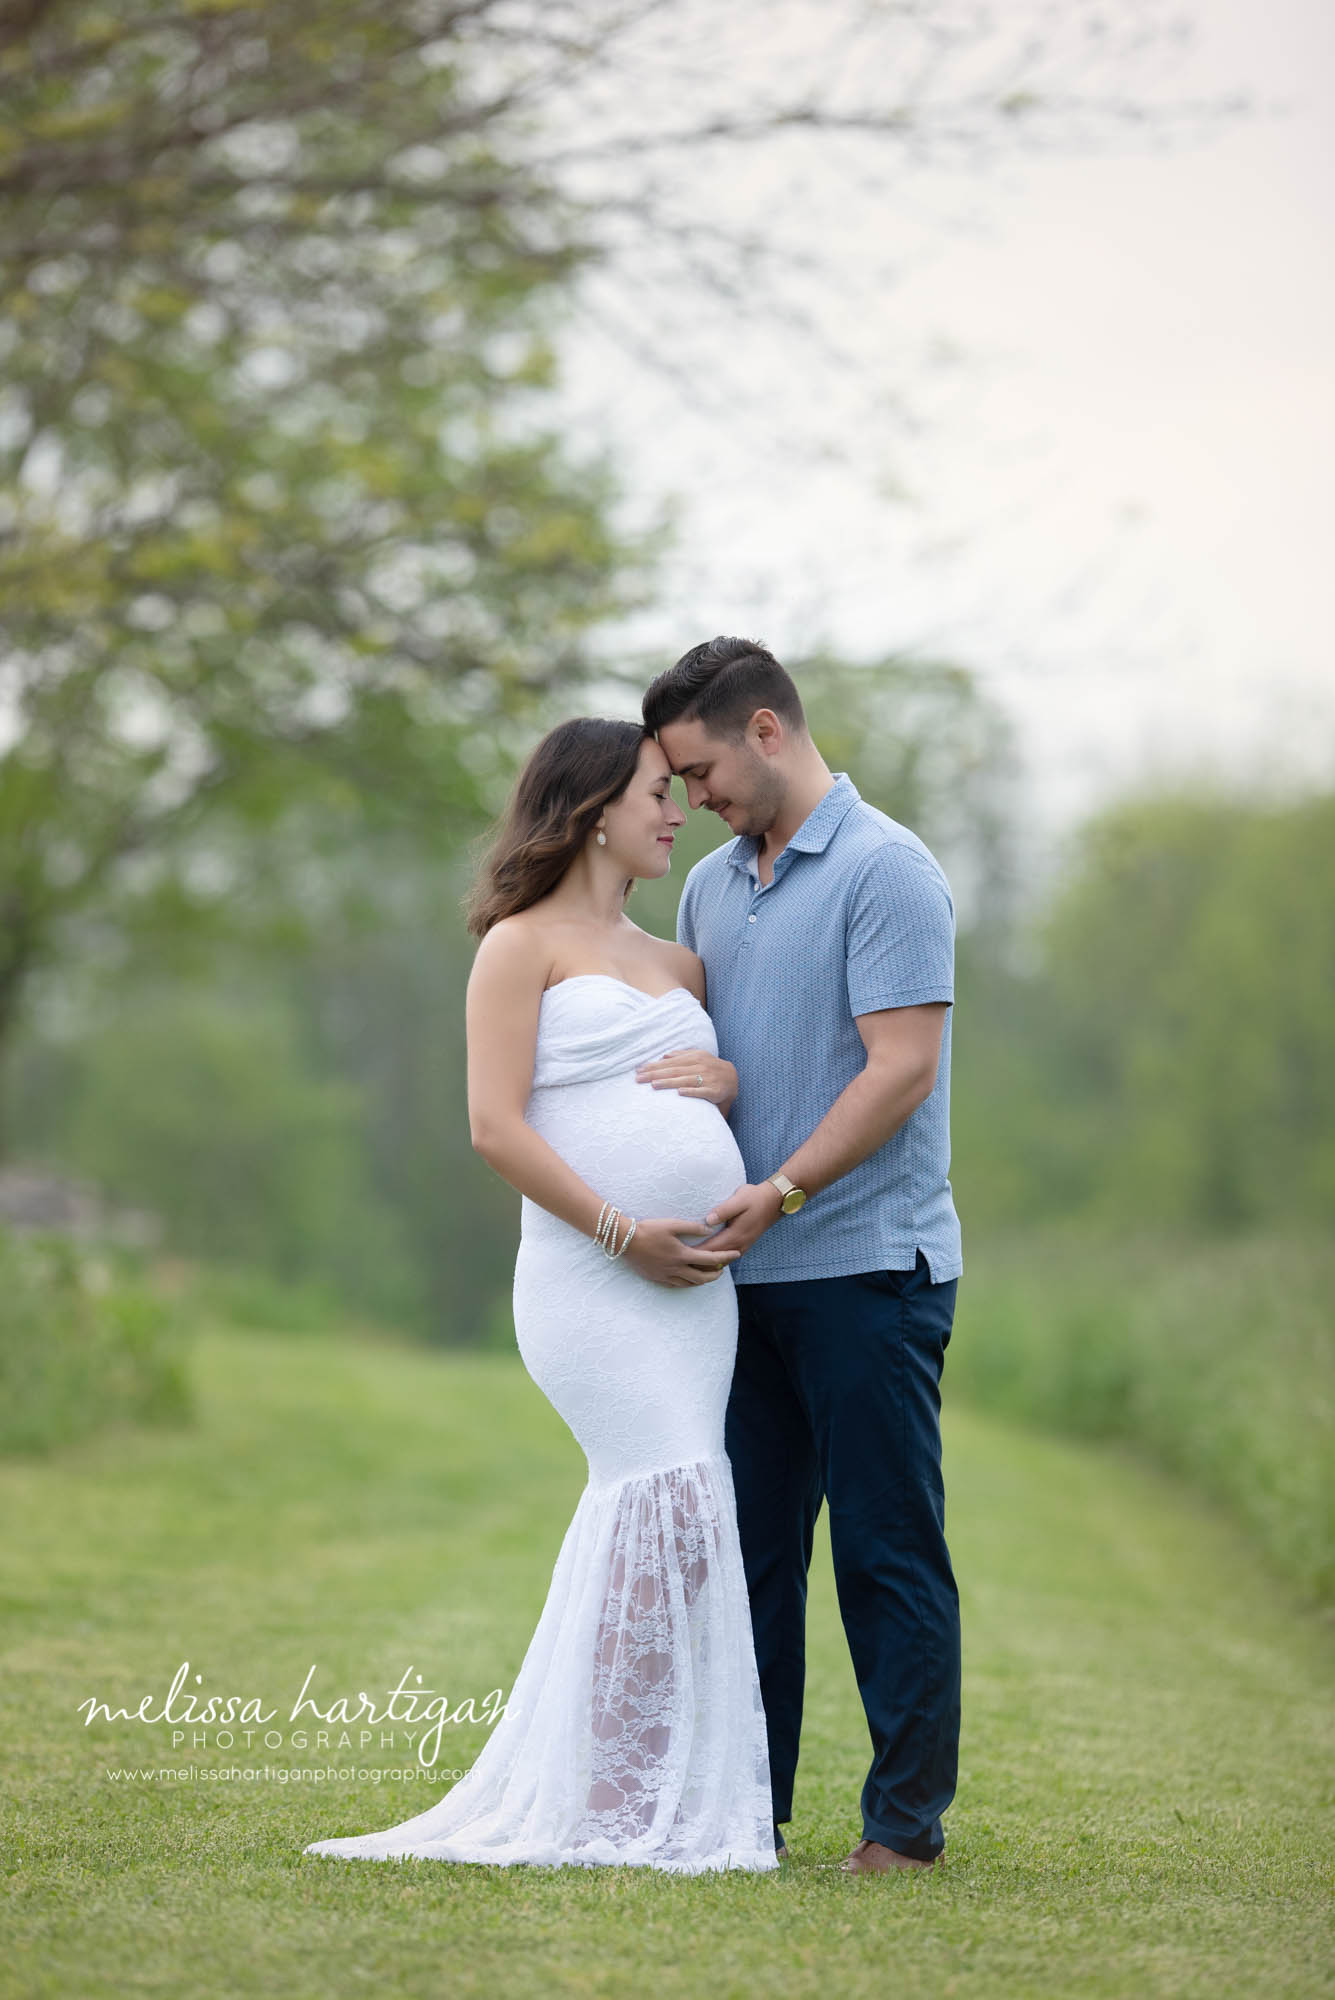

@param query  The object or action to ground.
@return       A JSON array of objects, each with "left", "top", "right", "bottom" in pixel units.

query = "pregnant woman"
[{"left": 302, "top": 718, "right": 778, "bottom": 1874}]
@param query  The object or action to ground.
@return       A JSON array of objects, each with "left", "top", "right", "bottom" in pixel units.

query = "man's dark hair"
[{"left": 641, "top": 635, "right": 808, "bottom": 743}]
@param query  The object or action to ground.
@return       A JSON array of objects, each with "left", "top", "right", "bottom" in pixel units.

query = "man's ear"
[{"left": 749, "top": 709, "right": 783, "bottom": 754}]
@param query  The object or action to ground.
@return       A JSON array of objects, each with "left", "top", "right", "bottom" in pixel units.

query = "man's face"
[{"left": 656, "top": 715, "right": 785, "bottom": 838}]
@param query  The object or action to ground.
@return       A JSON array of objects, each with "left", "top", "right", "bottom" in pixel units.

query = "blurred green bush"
[
  {"left": 950, "top": 1227, "right": 1334, "bottom": 1606},
  {"left": 0, "top": 1226, "right": 194, "bottom": 1455}
]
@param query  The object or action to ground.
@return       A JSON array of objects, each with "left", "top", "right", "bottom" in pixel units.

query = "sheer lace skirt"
[{"left": 302, "top": 1452, "right": 777, "bottom": 1873}]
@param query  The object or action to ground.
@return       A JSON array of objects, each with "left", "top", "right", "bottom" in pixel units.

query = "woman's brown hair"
[{"left": 463, "top": 717, "right": 652, "bottom": 940}]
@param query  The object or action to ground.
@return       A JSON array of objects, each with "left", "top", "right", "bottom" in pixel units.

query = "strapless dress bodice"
[
  {"left": 528, "top": 974, "right": 716, "bottom": 1089},
  {"left": 522, "top": 974, "right": 745, "bottom": 1227}
]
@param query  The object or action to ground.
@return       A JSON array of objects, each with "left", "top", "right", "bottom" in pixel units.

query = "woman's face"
[{"left": 600, "top": 737, "right": 687, "bottom": 878}]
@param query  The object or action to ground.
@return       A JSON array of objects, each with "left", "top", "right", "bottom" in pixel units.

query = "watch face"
[{"left": 781, "top": 1188, "right": 807, "bottom": 1213}]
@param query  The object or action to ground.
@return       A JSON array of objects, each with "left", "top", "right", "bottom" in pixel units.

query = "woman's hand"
[
  {"left": 634, "top": 1048, "right": 738, "bottom": 1111},
  {"left": 617, "top": 1214, "right": 742, "bottom": 1289}
]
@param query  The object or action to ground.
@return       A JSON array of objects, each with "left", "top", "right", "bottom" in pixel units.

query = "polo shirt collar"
[{"left": 726, "top": 771, "right": 860, "bottom": 874}]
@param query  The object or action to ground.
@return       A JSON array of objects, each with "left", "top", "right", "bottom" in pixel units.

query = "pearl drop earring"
[{"left": 596, "top": 829, "right": 607, "bottom": 845}]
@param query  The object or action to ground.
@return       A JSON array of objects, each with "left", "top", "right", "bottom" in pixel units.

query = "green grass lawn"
[{"left": 2, "top": 1321, "right": 1333, "bottom": 1999}]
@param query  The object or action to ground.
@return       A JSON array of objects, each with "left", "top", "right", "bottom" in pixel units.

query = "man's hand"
[
  {"left": 694, "top": 1180, "right": 784, "bottom": 1257},
  {"left": 634, "top": 1048, "right": 737, "bottom": 1110},
  {"left": 621, "top": 1215, "right": 744, "bottom": 1289}
]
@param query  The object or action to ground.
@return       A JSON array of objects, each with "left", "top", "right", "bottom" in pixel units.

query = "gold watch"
[{"left": 767, "top": 1171, "right": 808, "bottom": 1215}]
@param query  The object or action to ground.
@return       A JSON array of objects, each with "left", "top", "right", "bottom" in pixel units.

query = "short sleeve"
[{"left": 845, "top": 842, "right": 955, "bottom": 1016}]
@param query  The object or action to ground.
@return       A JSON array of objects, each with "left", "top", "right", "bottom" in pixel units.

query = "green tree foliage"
[
  {"left": 1042, "top": 788, "right": 1335, "bottom": 1226},
  {"left": 952, "top": 786, "right": 1335, "bottom": 1233},
  {"left": 0, "top": 0, "right": 656, "bottom": 1108}
]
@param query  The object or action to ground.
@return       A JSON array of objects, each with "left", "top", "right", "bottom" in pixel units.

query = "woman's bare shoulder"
[
  {"left": 469, "top": 914, "right": 556, "bottom": 995},
  {"left": 663, "top": 939, "right": 707, "bottom": 1005}
]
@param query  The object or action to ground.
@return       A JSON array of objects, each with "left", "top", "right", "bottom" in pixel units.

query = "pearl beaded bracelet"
[{"left": 594, "top": 1199, "right": 637, "bottom": 1260}]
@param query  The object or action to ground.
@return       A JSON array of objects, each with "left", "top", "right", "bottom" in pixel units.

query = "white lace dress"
[{"left": 303, "top": 974, "right": 778, "bottom": 1875}]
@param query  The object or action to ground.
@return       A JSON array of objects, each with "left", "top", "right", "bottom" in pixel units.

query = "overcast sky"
[{"left": 557, "top": 0, "right": 1335, "bottom": 881}]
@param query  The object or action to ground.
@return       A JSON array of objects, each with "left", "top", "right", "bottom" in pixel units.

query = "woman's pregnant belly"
[
  {"left": 513, "top": 1072, "right": 746, "bottom": 1481},
  {"left": 521, "top": 1071, "right": 747, "bottom": 1228}
]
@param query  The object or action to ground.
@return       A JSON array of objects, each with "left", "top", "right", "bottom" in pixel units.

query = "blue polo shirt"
[{"left": 675, "top": 771, "right": 963, "bottom": 1285}]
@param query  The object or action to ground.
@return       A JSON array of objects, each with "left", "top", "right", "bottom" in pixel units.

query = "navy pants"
[{"left": 726, "top": 1250, "right": 961, "bottom": 1861}]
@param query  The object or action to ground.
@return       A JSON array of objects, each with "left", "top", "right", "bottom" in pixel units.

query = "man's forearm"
[{"left": 773, "top": 1054, "right": 934, "bottom": 1199}]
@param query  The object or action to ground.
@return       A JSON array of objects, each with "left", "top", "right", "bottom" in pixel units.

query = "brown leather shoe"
[{"left": 840, "top": 1837, "right": 940, "bottom": 1874}]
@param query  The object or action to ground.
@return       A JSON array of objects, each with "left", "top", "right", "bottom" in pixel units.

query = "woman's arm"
[{"left": 466, "top": 923, "right": 610, "bottom": 1240}]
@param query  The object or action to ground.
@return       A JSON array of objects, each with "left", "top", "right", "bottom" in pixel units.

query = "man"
[{"left": 641, "top": 635, "right": 962, "bottom": 1874}]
